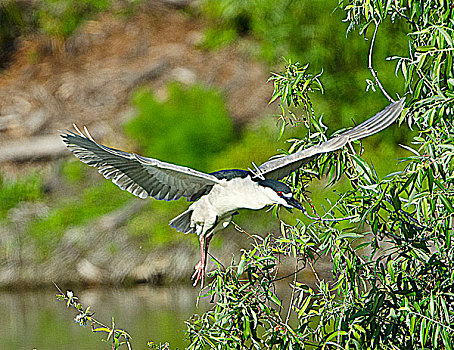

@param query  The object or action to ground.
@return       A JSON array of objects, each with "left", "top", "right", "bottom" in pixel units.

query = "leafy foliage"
[
  {"left": 186, "top": 233, "right": 316, "bottom": 349},
  {"left": 0, "top": 173, "right": 44, "bottom": 220},
  {"left": 340, "top": 0, "right": 454, "bottom": 127},
  {"left": 200, "top": 0, "right": 408, "bottom": 173},
  {"left": 201, "top": 0, "right": 335, "bottom": 62},
  {"left": 268, "top": 60, "right": 324, "bottom": 139},
  {"left": 0, "top": 1, "right": 28, "bottom": 67},
  {"left": 184, "top": 1, "right": 454, "bottom": 349},
  {"left": 125, "top": 83, "right": 235, "bottom": 172},
  {"left": 37, "top": 0, "right": 110, "bottom": 39}
]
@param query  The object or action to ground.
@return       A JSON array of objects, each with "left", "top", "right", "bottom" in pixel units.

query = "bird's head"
[{"left": 258, "top": 179, "right": 304, "bottom": 211}]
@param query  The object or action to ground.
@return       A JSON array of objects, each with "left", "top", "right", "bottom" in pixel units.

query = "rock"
[
  {"left": 171, "top": 67, "right": 197, "bottom": 85},
  {"left": 77, "top": 258, "right": 105, "bottom": 283},
  {"left": 0, "top": 114, "right": 20, "bottom": 132},
  {"left": 25, "top": 108, "right": 48, "bottom": 135},
  {"left": 7, "top": 202, "right": 49, "bottom": 227}
]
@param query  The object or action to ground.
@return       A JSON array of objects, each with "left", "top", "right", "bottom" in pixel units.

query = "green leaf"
[
  {"left": 420, "top": 318, "right": 427, "bottom": 348},
  {"left": 269, "top": 291, "right": 282, "bottom": 308},
  {"left": 440, "top": 194, "right": 454, "bottom": 213},
  {"left": 387, "top": 260, "right": 395, "bottom": 282},
  {"left": 298, "top": 296, "right": 312, "bottom": 316},
  {"left": 447, "top": 78, "right": 454, "bottom": 88},
  {"left": 243, "top": 315, "right": 251, "bottom": 339},
  {"left": 429, "top": 292, "right": 435, "bottom": 317},
  {"left": 269, "top": 91, "right": 282, "bottom": 104},
  {"left": 441, "top": 329, "right": 453, "bottom": 350},
  {"left": 442, "top": 329, "right": 453, "bottom": 350},
  {"left": 337, "top": 232, "right": 364, "bottom": 240},
  {"left": 447, "top": 224, "right": 452, "bottom": 249},
  {"left": 324, "top": 330, "right": 348, "bottom": 343},
  {"left": 440, "top": 297, "right": 450, "bottom": 323},
  {"left": 410, "top": 315, "right": 416, "bottom": 334},
  {"left": 415, "top": 45, "right": 436, "bottom": 52},
  {"left": 278, "top": 120, "right": 286, "bottom": 141},
  {"left": 436, "top": 26, "right": 453, "bottom": 47},
  {"left": 237, "top": 255, "right": 246, "bottom": 277}
]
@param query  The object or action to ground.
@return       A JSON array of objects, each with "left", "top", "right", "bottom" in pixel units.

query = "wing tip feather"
[{"left": 256, "top": 99, "right": 405, "bottom": 180}]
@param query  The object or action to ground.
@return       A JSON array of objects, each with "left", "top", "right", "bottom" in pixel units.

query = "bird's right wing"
[
  {"left": 256, "top": 98, "right": 405, "bottom": 180},
  {"left": 61, "top": 126, "right": 223, "bottom": 202}
]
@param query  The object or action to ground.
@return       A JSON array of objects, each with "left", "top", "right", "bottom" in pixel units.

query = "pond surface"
[
  {"left": 0, "top": 268, "right": 324, "bottom": 350},
  {"left": 0, "top": 285, "right": 208, "bottom": 350}
]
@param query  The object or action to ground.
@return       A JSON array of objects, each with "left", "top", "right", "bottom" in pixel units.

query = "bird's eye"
[{"left": 277, "top": 191, "right": 283, "bottom": 197}]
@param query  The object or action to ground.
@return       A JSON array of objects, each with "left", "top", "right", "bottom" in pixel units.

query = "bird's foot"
[{"left": 192, "top": 261, "right": 205, "bottom": 287}]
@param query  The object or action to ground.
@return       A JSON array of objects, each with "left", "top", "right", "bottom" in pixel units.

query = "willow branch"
[{"left": 369, "top": 21, "right": 394, "bottom": 103}]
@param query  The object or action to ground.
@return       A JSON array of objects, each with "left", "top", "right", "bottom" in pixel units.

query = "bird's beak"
[{"left": 285, "top": 197, "right": 304, "bottom": 211}]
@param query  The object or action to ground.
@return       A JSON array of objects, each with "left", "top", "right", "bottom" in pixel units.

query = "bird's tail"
[{"left": 170, "top": 209, "right": 195, "bottom": 234}]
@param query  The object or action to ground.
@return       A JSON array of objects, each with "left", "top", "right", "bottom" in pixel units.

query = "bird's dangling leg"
[
  {"left": 192, "top": 233, "right": 206, "bottom": 287},
  {"left": 192, "top": 232, "right": 214, "bottom": 287}
]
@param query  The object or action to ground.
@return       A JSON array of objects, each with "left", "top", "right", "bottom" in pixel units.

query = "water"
[
  {"left": 0, "top": 268, "right": 324, "bottom": 349},
  {"left": 0, "top": 285, "right": 208, "bottom": 350}
]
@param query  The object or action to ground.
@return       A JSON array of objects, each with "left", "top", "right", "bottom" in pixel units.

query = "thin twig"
[
  {"left": 285, "top": 258, "right": 299, "bottom": 325},
  {"left": 207, "top": 251, "right": 225, "bottom": 270},
  {"left": 54, "top": 283, "right": 132, "bottom": 348},
  {"left": 391, "top": 5, "right": 418, "bottom": 28},
  {"left": 269, "top": 264, "right": 307, "bottom": 282},
  {"left": 308, "top": 261, "right": 321, "bottom": 284},
  {"left": 301, "top": 205, "right": 357, "bottom": 222},
  {"left": 369, "top": 21, "right": 394, "bottom": 103},
  {"left": 232, "top": 221, "right": 253, "bottom": 238},
  {"left": 232, "top": 221, "right": 263, "bottom": 248}
]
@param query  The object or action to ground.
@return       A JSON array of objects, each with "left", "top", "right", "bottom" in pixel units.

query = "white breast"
[
  {"left": 207, "top": 176, "right": 278, "bottom": 212},
  {"left": 187, "top": 176, "right": 281, "bottom": 233}
]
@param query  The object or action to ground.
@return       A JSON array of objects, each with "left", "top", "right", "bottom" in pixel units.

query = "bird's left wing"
[
  {"left": 255, "top": 98, "right": 405, "bottom": 180},
  {"left": 61, "top": 126, "right": 223, "bottom": 201}
]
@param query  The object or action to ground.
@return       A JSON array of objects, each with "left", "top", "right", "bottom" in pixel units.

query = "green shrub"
[
  {"left": 0, "top": 1, "right": 29, "bottom": 67},
  {"left": 201, "top": 0, "right": 366, "bottom": 63},
  {"left": 37, "top": 0, "right": 110, "bottom": 39},
  {"left": 27, "top": 181, "right": 130, "bottom": 260},
  {"left": 125, "top": 83, "right": 235, "bottom": 172},
  {"left": 126, "top": 200, "right": 188, "bottom": 249},
  {"left": 0, "top": 173, "right": 44, "bottom": 220},
  {"left": 61, "top": 159, "right": 87, "bottom": 183}
]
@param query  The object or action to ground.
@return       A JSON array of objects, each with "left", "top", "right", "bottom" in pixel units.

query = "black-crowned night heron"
[{"left": 61, "top": 99, "right": 404, "bottom": 286}]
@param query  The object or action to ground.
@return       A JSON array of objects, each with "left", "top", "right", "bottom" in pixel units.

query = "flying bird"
[{"left": 61, "top": 99, "right": 404, "bottom": 287}]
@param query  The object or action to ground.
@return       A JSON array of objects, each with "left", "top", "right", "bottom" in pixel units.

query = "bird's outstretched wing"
[
  {"left": 256, "top": 98, "right": 405, "bottom": 180},
  {"left": 61, "top": 126, "right": 222, "bottom": 201}
]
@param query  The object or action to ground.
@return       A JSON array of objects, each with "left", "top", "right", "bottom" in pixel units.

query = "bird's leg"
[
  {"left": 192, "top": 234, "right": 206, "bottom": 287},
  {"left": 192, "top": 232, "right": 214, "bottom": 287}
]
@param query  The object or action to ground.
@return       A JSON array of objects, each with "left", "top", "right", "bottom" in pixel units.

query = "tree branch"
[{"left": 369, "top": 21, "right": 394, "bottom": 103}]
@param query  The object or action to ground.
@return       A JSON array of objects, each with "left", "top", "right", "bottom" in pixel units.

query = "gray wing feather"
[
  {"left": 61, "top": 126, "right": 222, "bottom": 201},
  {"left": 257, "top": 98, "right": 405, "bottom": 180}
]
